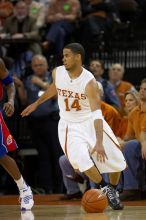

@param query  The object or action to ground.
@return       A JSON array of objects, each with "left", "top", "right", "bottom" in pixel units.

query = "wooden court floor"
[{"left": 0, "top": 195, "right": 146, "bottom": 220}]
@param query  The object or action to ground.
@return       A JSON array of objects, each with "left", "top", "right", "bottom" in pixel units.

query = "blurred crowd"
[
  {"left": 0, "top": 0, "right": 146, "bottom": 202},
  {"left": 0, "top": 0, "right": 146, "bottom": 72}
]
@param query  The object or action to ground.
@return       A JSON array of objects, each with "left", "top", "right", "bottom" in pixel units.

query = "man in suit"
[{"left": 0, "top": 1, "right": 41, "bottom": 75}]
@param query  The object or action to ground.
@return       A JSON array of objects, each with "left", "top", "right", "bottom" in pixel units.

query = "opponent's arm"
[
  {"left": 21, "top": 68, "right": 57, "bottom": 117},
  {"left": 0, "top": 58, "right": 15, "bottom": 117},
  {"left": 85, "top": 78, "right": 108, "bottom": 162}
]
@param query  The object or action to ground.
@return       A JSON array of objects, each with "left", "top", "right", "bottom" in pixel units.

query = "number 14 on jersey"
[{"left": 64, "top": 98, "right": 81, "bottom": 111}]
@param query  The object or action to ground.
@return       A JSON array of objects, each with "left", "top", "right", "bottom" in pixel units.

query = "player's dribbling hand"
[
  {"left": 21, "top": 102, "right": 38, "bottom": 117},
  {"left": 91, "top": 144, "right": 108, "bottom": 163},
  {"left": 3, "top": 101, "right": 14, "bottom": 117}
]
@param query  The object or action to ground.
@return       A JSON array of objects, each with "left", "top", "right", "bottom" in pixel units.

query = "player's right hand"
[
  {"left": 91, "top": 144, "right": 108, "bottom": 163},
  {"left": 21, "top": 102, "right": 38, "bottom": 117}
]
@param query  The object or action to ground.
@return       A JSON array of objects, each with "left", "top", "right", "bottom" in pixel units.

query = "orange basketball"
[{"left": 81, "top": 189, "right": 108, "bottom": 213}]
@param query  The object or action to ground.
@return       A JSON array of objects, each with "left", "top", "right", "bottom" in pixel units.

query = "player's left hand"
[
  {"left": 3, "top": 101, "right": 14, "bottom": 117},
  {"left": 21, "top": 102, "right": 38, "bottom": 117}
]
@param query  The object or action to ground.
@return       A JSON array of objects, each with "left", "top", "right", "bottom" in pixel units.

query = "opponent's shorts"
[
  {"left": 0, "top": 112, "right": 18, "bottom": 158},
  {"left": 58, "top": 118, "right": 126, "bottom": 173}
]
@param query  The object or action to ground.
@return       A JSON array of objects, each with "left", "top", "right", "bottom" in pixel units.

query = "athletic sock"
[{"left": 14, "top": 176, "right": 28, "bottom": 191}]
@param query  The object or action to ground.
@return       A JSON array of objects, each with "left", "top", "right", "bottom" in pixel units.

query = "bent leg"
[
  {"left": 84, "top": 166, "right": 102, "bottom": 184},
  {"left": 0, "top": 154, "right": 34, "bottom": 209},
  {"left": 109, "top": 172, "right": 121, "bottom": 186}
]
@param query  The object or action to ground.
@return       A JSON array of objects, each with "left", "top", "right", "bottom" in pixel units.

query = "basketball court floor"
[{"left": 0, "top": 195, "right": 146, "bottom": 220}]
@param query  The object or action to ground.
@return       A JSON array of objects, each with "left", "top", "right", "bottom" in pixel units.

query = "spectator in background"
[
  {"left": 119, "top": 79, "right": 146, "bottom": 201},
  {"left": 117, "top": 0, "right": 139, "bottom": 22},
  {"left": 138, "top": 0, "right": 146, "bottom": 20},
  {"left": 0, "top": 0, "right": 13, "bottom": 32},
  {"left": 0, "top": 0, "right": 14, "bottom": 78},
  {"left": 38, "top": 0, "right": 52, "bottom": 7},
  {"left": 89, "top": 59, "right": 121, "bottom": 109},
  {"left": 117, "top": 90, "right": 140, "bottom": 139},
  {"left": 0, "top": 1, "right": 42, "bottom": 76},
  {"left": 108, "top": 63, "right": 136, "bottom": 116},
  {"left": 79, "top": 0, "right": 121, "bottom": 60},
  {"left": 24, "top": 0, "right": 46, "bottom": 28},
  {"left": 42, "top": 0, "right": 81, "bottom": 63},
  {"left": 1, "top": 0, "right": 41, "bottom": 54},
  {"left": 14, "top": 55, "right": 63, "bottom": 193}
]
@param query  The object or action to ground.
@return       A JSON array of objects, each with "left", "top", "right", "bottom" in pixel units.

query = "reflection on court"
[{"left": 0, "top": 205, "right": 146, "bottom": 220}]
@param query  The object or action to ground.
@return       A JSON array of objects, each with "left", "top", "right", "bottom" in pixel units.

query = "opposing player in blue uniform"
[{"left": 0, "top": 58, "right": 34, "bottom": 210}]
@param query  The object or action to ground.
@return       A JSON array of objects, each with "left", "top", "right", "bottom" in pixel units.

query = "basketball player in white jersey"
[{"left": 21, "top": 43, "right": 126, "bottom": 210}]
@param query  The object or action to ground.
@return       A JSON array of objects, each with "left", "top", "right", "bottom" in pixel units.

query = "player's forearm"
[{"left": 94, "top": 119, "right": 103, "bottom": 146}]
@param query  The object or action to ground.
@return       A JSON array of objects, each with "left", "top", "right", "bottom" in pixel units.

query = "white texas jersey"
[{"left": 55, "top": 65, "right": 94, "bottom": 122}]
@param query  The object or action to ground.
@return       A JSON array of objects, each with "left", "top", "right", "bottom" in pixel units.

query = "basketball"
[{"left": 81, "top": 189, "right": 108, "bottom": 213}]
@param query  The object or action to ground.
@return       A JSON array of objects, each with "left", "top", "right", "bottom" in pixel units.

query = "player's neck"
[{"left": 68, "top": 66, "right": 83, "bottom": 80}]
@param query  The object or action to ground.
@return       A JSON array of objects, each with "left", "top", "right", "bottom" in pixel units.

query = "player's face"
[
  {"left": 139, "top": 82, "right": 146, "bottom": 101},
  {"left": 62, "top": 48, "right": 77, "bottom": 71},
  {"left": 125, "top": 94, "right": 138, "bottom": 113}
]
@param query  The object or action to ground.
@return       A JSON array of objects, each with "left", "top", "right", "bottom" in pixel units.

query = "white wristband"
[{"left": 92, "top": 109, "right": 103, "bottom": 121}]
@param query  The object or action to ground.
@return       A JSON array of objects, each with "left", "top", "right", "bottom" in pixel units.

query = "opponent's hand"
[
  {"left": 21, "top": 102, "right": 38, "bottom": 117},
  {"left": 3, "top": 101, "right": 14, "bottom": 117},
  {"left": 91, "top": 143, "right": 108, "bottom": 163}
]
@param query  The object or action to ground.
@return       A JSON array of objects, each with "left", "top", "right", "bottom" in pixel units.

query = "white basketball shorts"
[{"left": 58, "top": 118, "right": 126, "bottom": 173}]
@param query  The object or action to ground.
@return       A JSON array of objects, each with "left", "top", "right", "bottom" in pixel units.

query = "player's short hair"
[{"left": 64, "top": 43, "right": 85, "bottom": 63}]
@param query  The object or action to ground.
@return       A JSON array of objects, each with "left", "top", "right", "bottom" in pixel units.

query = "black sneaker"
[{"left": 101, "top": 185, "right": 124, "bottom": 210}]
